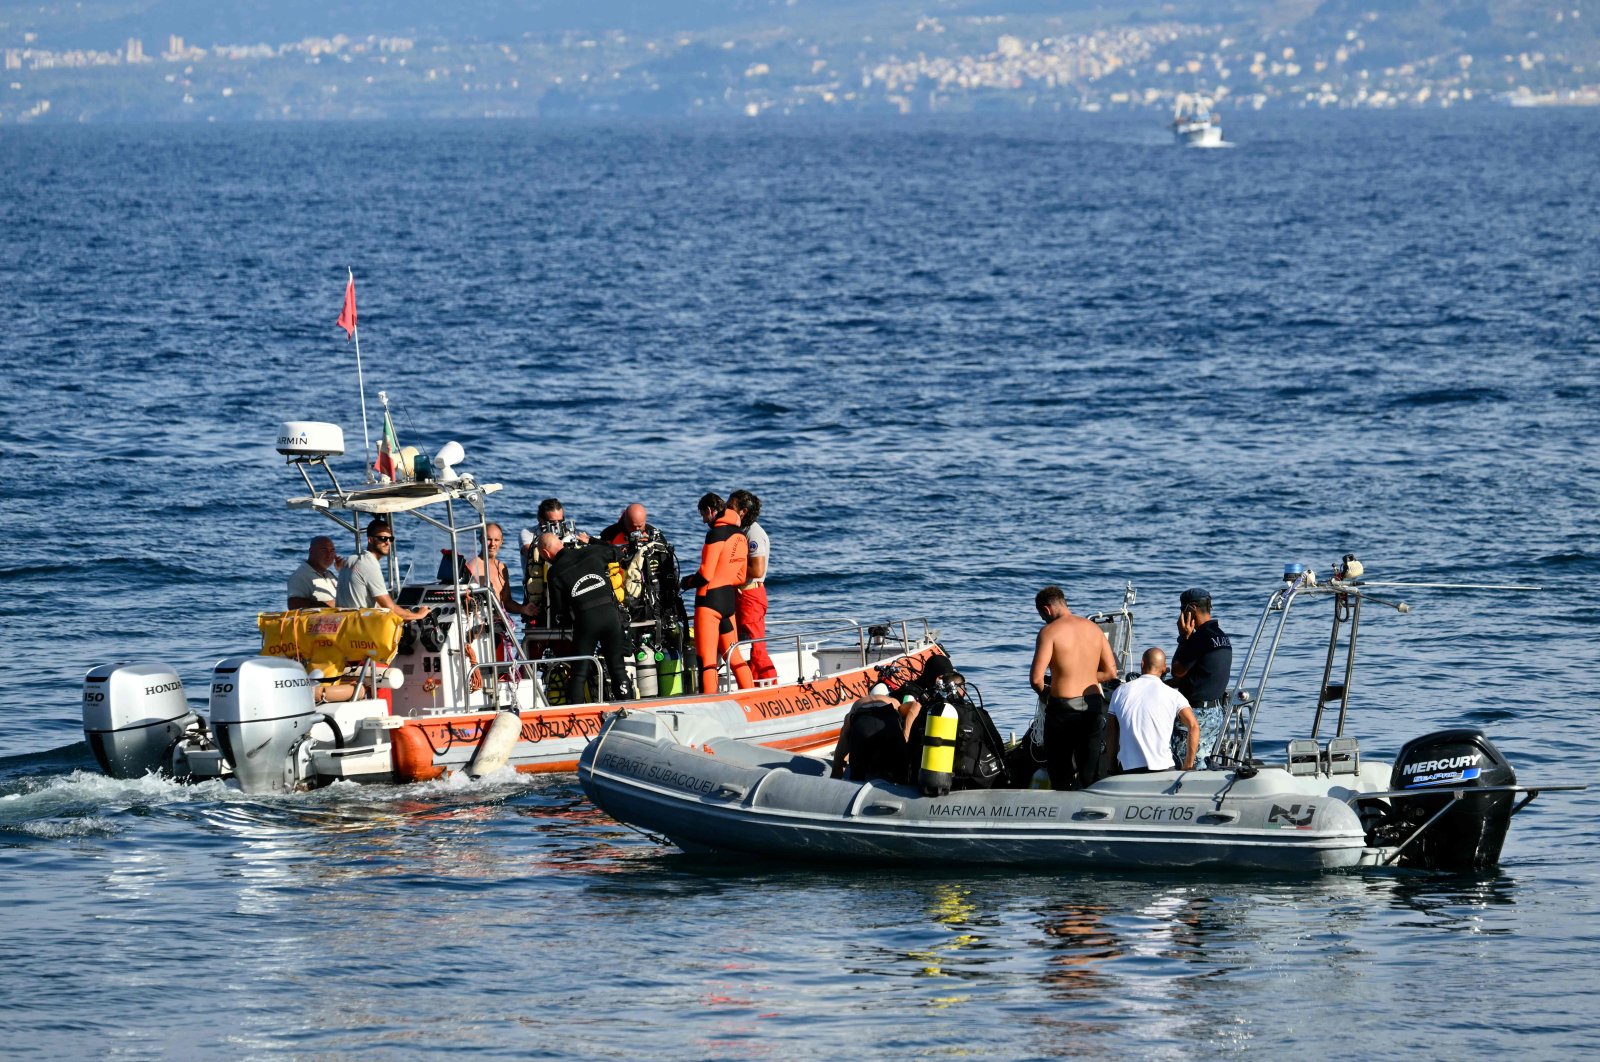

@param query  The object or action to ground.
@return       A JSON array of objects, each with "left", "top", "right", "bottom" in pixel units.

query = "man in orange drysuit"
[{"left": 680, "top": 492, "right": 755, "bottom": 694}]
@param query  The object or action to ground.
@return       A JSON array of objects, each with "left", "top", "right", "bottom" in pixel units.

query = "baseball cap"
[{"left": 1179, "top": 588, "right": 1211, "bottom": 608}]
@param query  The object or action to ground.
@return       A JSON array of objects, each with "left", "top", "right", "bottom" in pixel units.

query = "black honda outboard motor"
[{"left": 1383, "top": 729, "right": 1517, "bottom": 871}]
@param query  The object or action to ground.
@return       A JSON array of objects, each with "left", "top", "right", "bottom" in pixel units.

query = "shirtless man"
[
  {"left": 468, "top": 522, "right": 533, "bottom": 619},
  {"left": 1029, "top": 585, "right": 1118, "bottom": 790}
]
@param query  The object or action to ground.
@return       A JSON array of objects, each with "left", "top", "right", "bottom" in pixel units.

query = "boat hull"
[
  {"left": 1175, "top": 121, "right": 1224, "bottom": 147},
  {"left": 373, "top": 660, "right": 886, "bottom": 783},
  {"left": 112, "top": 641, "right": 948, "bottom": 790},
  {"left": 579, "top": 711, "right": 1383, "bottom": 872}
]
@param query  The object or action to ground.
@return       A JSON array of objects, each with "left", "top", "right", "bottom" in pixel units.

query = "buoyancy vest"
[{"left": 840, "top": 697, "right": 909, "bottom": 783}]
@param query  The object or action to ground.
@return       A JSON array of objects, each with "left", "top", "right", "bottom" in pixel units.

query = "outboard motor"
[
  {"left": 82, "top": 663, "right": 194, "bottom": 779},
  {"left": 1386, "top": 729, "right": 1517, "bottom": 871},
  {"left": 209, "top": 656, "right": 316, "bottom": 795}
]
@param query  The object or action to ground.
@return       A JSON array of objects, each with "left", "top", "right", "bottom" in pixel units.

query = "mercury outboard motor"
[
  {"left": 83, "top": 662, "right": 195, "bottom": 779},
  {"left": 1385, "top": 729, "right": 1517, "bottom": 871},
  {"left": 209, "top": 656, "right": 316, "bottom": 794}
]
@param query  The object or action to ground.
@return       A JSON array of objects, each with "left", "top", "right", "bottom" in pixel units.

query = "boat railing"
[
  {"left": 1212, "top": 569, "right": 1407, "bottom": 768},
  {"left": 1212, "top": 578, "right": 1307, "bottom": 768},
  {"left": 470, "top": 652, "right": 609, "bottom": 710},
  {"left": 1086, "top": 582, "right": 1138, "bottom": 679},
  {"left": 763, "top": 616, "right": 860, "bottom": 629},
  {"left": 729, "top": 616, "right": 934, "bottom": 683}
]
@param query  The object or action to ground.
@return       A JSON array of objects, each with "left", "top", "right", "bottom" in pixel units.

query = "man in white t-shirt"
[
  {"left": 1105, "top": 647, "right": 1199, "bottom": 772},
  {"left": 729, "top": 489, "right": 777, "bottom": 683},
  {"left": 287, "top": 535, "right": 343, "bottom": 609},
  {"left": 335, "top": 520, "right": 431, "bottom": 621}
]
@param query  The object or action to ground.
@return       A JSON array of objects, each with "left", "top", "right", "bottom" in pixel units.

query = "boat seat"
[
  {"left": 1326, "top": 737, "right": 1360, "bottom": 775},
  {"left": 1286, "top": 738, "right": 1321, "bottom": 777}
]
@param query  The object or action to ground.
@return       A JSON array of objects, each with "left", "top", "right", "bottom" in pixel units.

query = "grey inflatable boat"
[{"left": 579, "top": 559, "right": 1581, "bottom": 872}]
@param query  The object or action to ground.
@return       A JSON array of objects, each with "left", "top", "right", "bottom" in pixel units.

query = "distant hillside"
[
  {"left": 4, "top": 2, "right": 1595, "bottom": 52},
  {"left": 3, "top": 1, "right": 1596, "bottom": 123}
]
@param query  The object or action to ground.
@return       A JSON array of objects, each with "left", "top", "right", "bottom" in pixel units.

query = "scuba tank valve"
[{"left": 635, "top": 640, "right": 659, "bottom": 698}]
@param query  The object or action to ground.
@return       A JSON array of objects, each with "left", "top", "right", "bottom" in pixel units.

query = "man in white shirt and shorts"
[{"left": 1105, "top": 647, "right": 1200, "bottom": 773}]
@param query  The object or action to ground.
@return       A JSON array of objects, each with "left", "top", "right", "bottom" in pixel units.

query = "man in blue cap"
[{"left": 1172, "top": 587, "right": 1231, "bottom": 764}]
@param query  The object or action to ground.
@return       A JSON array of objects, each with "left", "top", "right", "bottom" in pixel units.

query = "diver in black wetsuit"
[
  {"left": 831, "top": 684, "right": 912, "bottom": 783},
  {"left": 539, "top": 533, "right": 633, "bottom": 703}
]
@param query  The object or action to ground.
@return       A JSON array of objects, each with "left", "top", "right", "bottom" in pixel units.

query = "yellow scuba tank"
[
  {"left": 919, "top": 703, "right": 958, "bottom": 796},
  {"left": 607, "top": 560, "right": 625, "bottom": 604},
  {"left": 524, "top": 553, "right": 547, "bottom": 619}
]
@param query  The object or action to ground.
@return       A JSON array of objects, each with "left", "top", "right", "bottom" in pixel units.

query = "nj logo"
[{"left": 1268, "top": 803, "right": 1315, "bottom": 827}]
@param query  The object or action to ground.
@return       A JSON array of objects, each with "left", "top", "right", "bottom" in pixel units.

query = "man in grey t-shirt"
[
  {"left": 287, "top": 535, "right": 342, "bottom": 609},
  {"left": 335, "top": 520, "right": 431, "bottom": 621}
]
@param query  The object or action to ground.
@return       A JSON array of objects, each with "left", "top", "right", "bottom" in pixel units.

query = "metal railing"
[
  {"left": 471, "top": 652, "right": 608, "bottom": 710},
  {"left": 458, "top": 617, "right": 935, "bottom": 706},
  {"left": 729, "top": 616, "right": 934, "bottom": 685}
]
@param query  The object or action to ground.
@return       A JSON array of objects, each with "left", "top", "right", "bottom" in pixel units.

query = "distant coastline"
[{"left": 5, "top": 8, "right": 1598, "bottom": 125}]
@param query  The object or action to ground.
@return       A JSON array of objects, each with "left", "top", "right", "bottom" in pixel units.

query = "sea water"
[{"left": 1, "top": 109, "right": 1597, "bottom": 1057}]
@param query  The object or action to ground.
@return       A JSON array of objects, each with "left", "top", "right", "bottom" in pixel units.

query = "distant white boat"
[{"left": 1172, "top": 94, "right": 1224, "bottom": 147}]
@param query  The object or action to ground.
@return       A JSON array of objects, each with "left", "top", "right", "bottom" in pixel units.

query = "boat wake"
[
  {"left": 0, "top": 768, "right": 230, "bottom": 840},
  {"left": 0, "top": 754, "right": 549, "bottom": 841}
]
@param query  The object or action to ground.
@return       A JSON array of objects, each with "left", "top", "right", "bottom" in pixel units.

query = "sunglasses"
[{"left": 371, "top": 535, "right": 394, "bottom": 544}]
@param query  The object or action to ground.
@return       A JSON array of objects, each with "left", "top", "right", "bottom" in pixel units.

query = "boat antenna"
[
  {"left": 340, "top": 266, "right": 374, "bottom": 483},
  {"left": 1348, "top": 581, "right": 1542, "bottom": 591}
]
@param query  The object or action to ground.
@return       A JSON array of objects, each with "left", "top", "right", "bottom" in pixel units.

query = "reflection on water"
[
  {"left": 1376, "top": 869, "right": 1519, "bottom": 933},
  {"left": 910, "top": 883, "right": 982, "bottom": 989},
  {"left": 1037, "top": 899, "right": 1120, "bottom": 995}
]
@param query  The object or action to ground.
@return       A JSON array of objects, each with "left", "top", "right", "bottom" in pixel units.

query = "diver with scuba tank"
[
  {"left": 904, "top": 658, "right": 1009, "bottom": 795},
  {"left": 600, "top": 503, "right": 689, "bottom": 634},
  {"left": 520, "top": 498, "right": 590, "bottom": 630},
  {"left": 538, "top": 532, "right": 633, "bottom": 703}
]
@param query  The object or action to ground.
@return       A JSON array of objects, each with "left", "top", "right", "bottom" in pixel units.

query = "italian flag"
[{"left": 374, "top": 410, "right": 401, "bottom": 482}]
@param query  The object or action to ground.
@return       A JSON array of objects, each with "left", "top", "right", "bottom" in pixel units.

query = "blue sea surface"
[{"left": 1, "top": 109, "right": 1597, "bottom": 1058}]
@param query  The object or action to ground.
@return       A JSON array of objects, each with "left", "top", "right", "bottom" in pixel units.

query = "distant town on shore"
[{"left": 4, "top": 1, "right": 1597, "bottom": 123}]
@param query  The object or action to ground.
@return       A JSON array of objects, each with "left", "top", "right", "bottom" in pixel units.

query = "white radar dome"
[{"left": 276, "top": 421, "right": 346, "bottom": 459}]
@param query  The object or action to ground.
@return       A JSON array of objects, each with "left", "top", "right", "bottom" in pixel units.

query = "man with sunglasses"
[{"left": 336, "top": 519, "right": 431, "bottom": 621}]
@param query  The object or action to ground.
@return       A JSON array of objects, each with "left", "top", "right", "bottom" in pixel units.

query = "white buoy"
[{"left": 465, "top": 710, "right": 522, "bottom": 779}]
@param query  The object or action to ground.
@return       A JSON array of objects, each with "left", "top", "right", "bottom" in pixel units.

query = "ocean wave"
[
  {"left": 1535, "top": 551, "right": 1597, "bottom": 571},
  {"left": 1387, "top": 386, "right": 1508, "bottom": 408}
]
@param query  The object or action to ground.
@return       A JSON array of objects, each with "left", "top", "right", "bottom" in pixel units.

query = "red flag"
[{"left": 336, "top": 273, "right": 357, "bottom": 338}]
